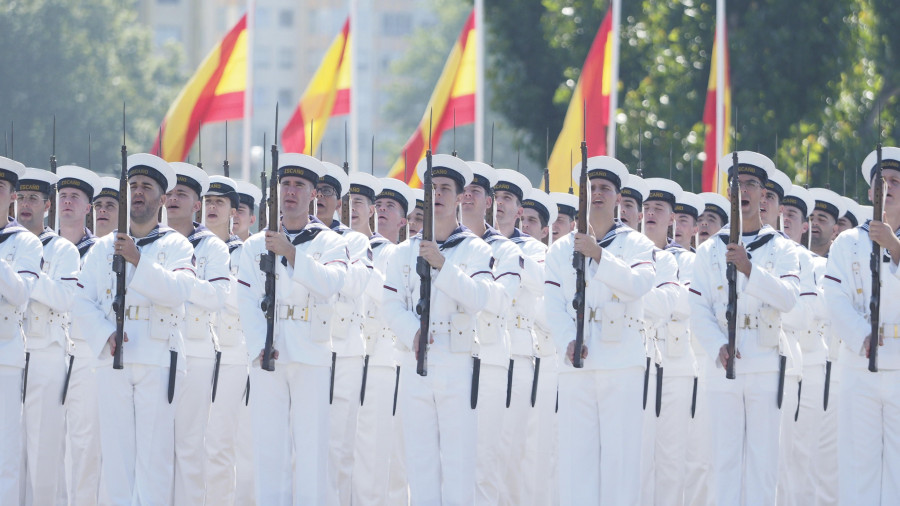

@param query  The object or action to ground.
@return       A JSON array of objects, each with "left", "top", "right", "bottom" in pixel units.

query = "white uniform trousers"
[
  {"left": 329, "top": 355, "right": 363, "bottom": 506},
  {"left": 639, "top": 366, "right": 658, "bottom": 506},
  {"left": 777, "top": 374, "right": 802, "bottom": 506},
  {"left": 557, "top": 367, "right": 644, "bottom": 505},
  {"left": 706, "top": 369, "right": 781, "bottom": 505},
  {"left": 251, "top": 363, "right": 330, "bottom": 506},
  {"left": 838, "top": 365, "right": 900, "bottom": 505},
  {"left": 387, "top": 365, "right": 409, "bottom": 506},
  {"left": 784, "top": 364, "right": 826, "bottom": 506},
  {"left": 0, "top": 365, "right": 23, "bottom": 506},
  {"left": 531, "top": 356, "right": 559, "bottom": 506},
  {"left": 22, "top": 347, "right": 67, "bottom": 505},
  {"left": 174, "top": 355, "right": 214, "bottom": 506},
  {"left": 816, "top": 375, "right": 839, "bottom": 506},
  {"left": 683, "top": 363, "right": 712, "bottom": 506},
  {"left": 65, "top": 357, "right": 102, "bottom": 506},
  {"left": 498, "top": 355, "right": 538, "bottom": 506},
  {"left": 96, "top": 363, "right": 179, "bottom": 506},
  {"left": 653, "top": 375, "right": 694, "bottom": 506},
  {"left": 401, "top": 362, "right": 476, "bottom": 506},
  {"left": 234, "top": 379, "right": 256, "bottom": 506},
  {"left": 352, "top": 365, "right": 399, "bottom": 506},
  {"left": 475, "top": 363, "right": 509, "bottom": 506},
  {"left": 205, "top": 363, "right": 249, "bottom": 506}
]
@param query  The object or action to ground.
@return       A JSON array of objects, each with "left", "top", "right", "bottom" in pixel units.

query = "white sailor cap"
[
  {"left": 320, "top": 162, "right": 350, "bottom": 198},
  {"left": 466, "top": 161, "right": 499, "bottom": 193},
  {"left": 18, "top": 168, "right": 59, "bottom": 195},
  {"left": 127, "top": 153, "right": 176, "bottom": 193},
  {"left": 56, "top": 165, "right": 102, "bottom": 200},
  {"left": 493, "top": 169, "right": 532, "bottom": 203},
  {"left": 417, "top": 154, "right": 473, "bottom": 190},
  {"left": 718, "top": 150, "right": 774, "bottom": 184},
  {"left": 551, "top": 192, "right": 579, "bottom": 219},
  {"left": 572, "top": 156, "right": 629, "bottom": 191},
  {"left": 206, "top": 175, "right": 240, "bottom": 208},
  {"left": 523, "top": 189, "right": 558, "bottom": 226},
  {"left": 674, "top": 191, "right": 704, "bottom": 219},
  {"left": 377, "top": 178, "right": 415, "bottom": 214},
  {"left": 782, "top": 185, "right": 815, "bottom": 218},
  {"left": 411, "top": 188, "right": 425, "bottom": 212},
  {"left": 859, "top": 205, "right": 874, "bottom": 223},
  {"left": 349, "top": 172, "right": 383, "bottom": 203},
  {"left": 621, "top": 174, "right": 650, "bottom": 205},
  {"left": 169, "top": 162, "right": 210, "bottom": 198},
  {"left": 0, "top": 156, "right": 26, "bottom": 187},
  {"left": 861, "top": 147, "right": 900, "bottom": 186},
  {"left": 700, "top": 192, "right": 731, "bottom": 223},
  {"left": 808, "top": 188, "right": 845, "bottom": 222},
  {"left": 236, "top": 180, "right": 263, "bottom": 210},
  {"left": 763, "top": 167, "right": 792, "bottom": 200},
  {"left": 841, "top": 196, "right": 863, "bottom": 226},
  {"left": 278, "top": 153, "right": 325, "bottom": 186},
  {"left": 95, "top": 176, "right": 121, "bottom": 202},
  {"left": 644, "top": 178, "right": 683, "bottom": 209}
]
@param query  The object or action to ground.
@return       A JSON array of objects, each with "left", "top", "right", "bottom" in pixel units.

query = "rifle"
[
  {"left": 725, "top": 148, "right": 740, "bottom": 380},
  {"left": 259, "top": 106, "right": 280, "bottom": 372},
  {"left": 342, "top": 123, "right": 351, "bottom": 225},
  {"left": 486, "top": 122, "right": 496, "bottom": 227},
  {"left": 259, "top": 132, "right": 268, "bottom": 231},
  {"left": 223, "top": 122, "right": 230, "bottom": 178},
  {"left": 572, "top": 105, "right": 588, "bottom": 369},
  {"left": 86, "top": 134, "right": 94, "bottom": 233},
  {"left": 195, "top": 122, "right": 204, "bottom": 223},
  {"left": 112, "top": 104, "right": 128, "bottom": 370},
  {"left": 48, "top": 116, "right": 57, "bottom": 230},
  {"left": 415, "top": 112, "right": 434, "bottom": 376},
  {"left": 869, "top": 113, "right": 884, "bottom": 373}
]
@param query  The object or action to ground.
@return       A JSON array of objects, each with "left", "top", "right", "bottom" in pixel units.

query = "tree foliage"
[{"left": 0, "top": 0, "right": 185, "bottom": 174}]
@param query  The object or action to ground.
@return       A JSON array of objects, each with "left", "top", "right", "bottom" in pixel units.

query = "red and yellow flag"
[
  {"left": 156, "top": 14, "right": 247, "bottom": 161},
  {"left": 701, "top": 26, "right": 732, "bottom": 194},
  {"left": 387, "top": 9, "right": 476, "bottom": 188},
  {"left": 282, "top": 18, "right": 352, "bottom": 154},
  {"left": 546, "top": 7, "right": 614, "bottom": 192}
]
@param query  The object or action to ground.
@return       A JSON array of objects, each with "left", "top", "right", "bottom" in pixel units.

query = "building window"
[
  {"left": 278, "top": 89, "right": 294, "bottom": 108},
  {"left": 254, "top": 86, "right": 269, "bottom": 108},
  {"left": 255, "top": 46, "right": 271, "bottom": 69},
  {"left": 279, "top": 9, "right": 294, "bottom": 28},
  {"left": 381, "top": 12, "right": 412, "bottom": 37},
  {"left": 154, "top": 26, "right": 181, "bottom": 47},
  {"left": 256, "top": 7, "right": 271, "bottom": 28},
  {"left": 278, "top": 47, "right": 294, "bottom": 70}
]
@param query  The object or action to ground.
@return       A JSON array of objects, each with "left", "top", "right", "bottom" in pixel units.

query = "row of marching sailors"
[{"left": 0, "top": 141, "right": 888, "bottom": 506}]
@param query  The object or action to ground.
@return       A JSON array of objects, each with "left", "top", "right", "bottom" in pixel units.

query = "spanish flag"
[
  {"left": 701, "top": 24, "right": 731, "bottom": 194},
  {"left": 546, "top": 6, "right": 615, "bottom": 192},
  {"left": 387, "top": 9, "right": 476, "bottom": 187},
  {"left": 282, "top": 18, "right": 351, "bottom": 154},
  {"left": 156, "top": 14, "right": 247, "bottom": 162}
]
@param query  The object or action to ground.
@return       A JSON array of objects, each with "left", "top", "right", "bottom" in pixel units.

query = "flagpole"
[
  {"left": 241, "top": 0, "right": 255, "bottom": 182},
  {"left": 607, "top": 0, "right": 621, "bottom": 157},
  {"left": 350, "top": 0, "right": 359, "bottom": 173},
  {"left": 715, "top": 0, "right": 725, "bottom": 189},
  {"left": 474, "top": 0, "right": 485, "bottom": 161}
]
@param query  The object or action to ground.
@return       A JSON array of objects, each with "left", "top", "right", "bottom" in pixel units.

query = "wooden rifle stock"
[
  {"left": 415, "top": 149, "right": 434, "bottom": 376},
  {"left": 260, "top": 111, "right": 280, "bottom": 372},
  {"left": 869, "top": 143, "right": 884, "bottom": 372},
  {"left": 572, "top": 140, "right": 588, "bottom": 368},
  {"left": 725, "top": 151, "right": 740, "bottom": 380},
  {"left": 112, "top": 108, "right": 128, "bottom": 370}
]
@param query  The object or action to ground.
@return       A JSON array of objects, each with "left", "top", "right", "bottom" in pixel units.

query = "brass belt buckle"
[{"left": 286, "top": 306, "right": 308, "bottom": 321}]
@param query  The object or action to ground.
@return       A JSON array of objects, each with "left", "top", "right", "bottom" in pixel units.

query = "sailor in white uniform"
[
  {"left": 545, "top": 156, "right": 656, "bottom": 505},
  {"left": 75, "top": 154, "right": 196, "bottom": 504},
  {"left": 689, "top": 152, "right": 799, "bottom": 505},
  {"left": 0, "top": 157, "right": 42, "bottom": 505},
  {"left": 237, "top": 154, "right": 349, "bottom": 505},
  {"left": 382, "top": 155, "right": 494, "bottom": 505}
]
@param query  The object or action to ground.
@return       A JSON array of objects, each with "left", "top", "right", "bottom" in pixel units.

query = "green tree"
[{"left": 0, "top": 0, "right": 185, "bottom": 174}]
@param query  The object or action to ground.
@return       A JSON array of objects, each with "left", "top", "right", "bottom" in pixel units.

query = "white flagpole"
[
  {"left": 350, "top": 0, "right": 359, "bottom": 173},
  {"left": 607, "top": 0, "right": 622, "bottom": 157},
  {"left": 241, "top": 0, "right": 255, "bottom": 182},
  {"left": 716, "top": 0, "right": 725, "bottom": 181},
  {"left": 475, "top": 0, "right": 485, "bottom": 161}
]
